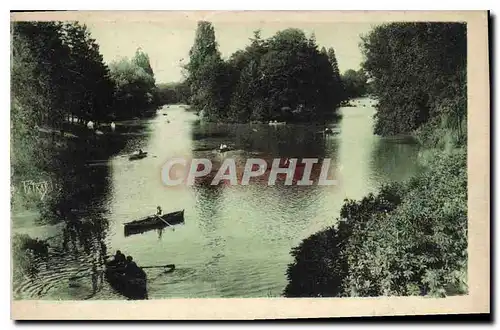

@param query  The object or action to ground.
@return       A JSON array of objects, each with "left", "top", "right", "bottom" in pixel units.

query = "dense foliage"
[
  {"left": 156, "top": 82, "right": 190, "bottom": 105},
  {"left": 108, "top": 49, "right": 158, "bottom": 119},
  {"left": 185, "top": 22, "right": 345, "bottom": 123},
  {"left": 341, "top": 69, "right": 368, "bottom": 99},
  {"left": 285, "top": 22, "right": 468, "bottom": 298},
  {"left": 285, "top": 150, "right": 467, "bottom": 297},
  {"left": 11, "top": 21, "right": 158, "bottom": 127},
  {"left": 361, "top": 22, "right": 467, "bottom": 136},
  {"left": 11, "top": 21, "right": 158, "bottom": 211}
]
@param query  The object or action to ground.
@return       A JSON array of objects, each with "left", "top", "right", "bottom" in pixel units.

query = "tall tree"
[
  {"left": 326, "top": 47, "right": 341, "bottom": 79},
  {"left": 132, "top": 48, "right": 154, "bottom": 77},
  {"left": 12, "top": 22, "right": 70, "bottom": 129},
  {"left": 61, "top": 22, "right": 115, "bottom": 124},
  {"left": 108, "top": 57, "right": 156, "bottom": 118},
  {"left": 186, "top": 21, "right": 221, "bottom": 96},
  {"left": 361, "top": 22, "right": 467, "bottom": 136}
]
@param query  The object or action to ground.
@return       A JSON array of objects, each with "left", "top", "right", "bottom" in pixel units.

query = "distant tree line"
[
  {"left": 156, "top": 82, "right": 190, "bottom": 105},
  {"left": 183, "top": 21, "right": 348, "bottom": 123},
  {"left": 285, "top": 22, "right": 468, "bottom": 298},
  {"left": 341, "top": 69, "right": 369, "bottom": 99}
]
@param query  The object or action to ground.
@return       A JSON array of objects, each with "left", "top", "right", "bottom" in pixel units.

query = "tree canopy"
[
  {"left": 108, "top": 51, "right": 157, "bottom": 119},
  {"left": 185, "top": 22, "right": 345, "bottom": 123},
  {"left": 361, "top": 22, "right": 467, "bottom": 136},
  {"left": 341, "top": 69, "right": 368, "bottom": 99}
]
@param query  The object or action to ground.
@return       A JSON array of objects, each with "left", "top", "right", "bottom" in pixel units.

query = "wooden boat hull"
[
  {"left": 129, "top": 152, "right": 148, "bottom": 161},
  {"left": 105, "top": 266, "right": 148, "bottom": 300},
  {"left": 124, "top": 210, "right": 185, "bottom": 236}
]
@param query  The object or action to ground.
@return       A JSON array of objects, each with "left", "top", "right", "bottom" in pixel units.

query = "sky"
[{"left": 83, "top": 17, "right": 377, "bottom": 84}]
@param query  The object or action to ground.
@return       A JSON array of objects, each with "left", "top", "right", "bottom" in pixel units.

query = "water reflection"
[
  {"left": 369, "top": 136, "right": 421, "bottom": 184},
  {"left": 13, "top": 118, "right": 154, "bottom": 300},
  {"left": 13, "top": 101, "right": 420, "bottom": 299}
]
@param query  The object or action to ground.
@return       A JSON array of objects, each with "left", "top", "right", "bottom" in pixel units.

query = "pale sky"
[{"left": 84, "top": 19, "right": 376, "bottom": 84}]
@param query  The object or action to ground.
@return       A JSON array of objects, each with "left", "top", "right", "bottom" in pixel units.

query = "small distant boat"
[
  {"left": 124, "top": 210, "right": 185, "bottom": 236},
  {"left": 105, "top": 263, "right": 148, "bottom": 300},
  {"left": 217, "top": 144, "right": 231, "bottom": 153},
  {"left": 129, "top": 151, "right": 148, "bottom": 161},
  {"left": 269, "top": 121, "right": 286, "bottom": 126}
]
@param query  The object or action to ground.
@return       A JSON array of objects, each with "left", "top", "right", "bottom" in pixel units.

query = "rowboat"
[
  {"left": 129, "top": 152, "right": 148, "bottom": 161},
  {"left": 124, "top": 210, "right": 185, "bottom": 236},
  {"left": 104, "top": 264, "right": 148, "bottom": 300}
]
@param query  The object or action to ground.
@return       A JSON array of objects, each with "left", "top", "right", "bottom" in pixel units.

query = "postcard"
[{"left": 10, "top": 10, "right": 489, "bottom": 320}]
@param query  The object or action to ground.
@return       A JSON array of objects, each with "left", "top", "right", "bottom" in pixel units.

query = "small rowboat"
[
  {"left": 105, "top": 264, "right": 148, "bottom": 300},
  {"left": 129, "top": 152, "right": 148, "bottom": 161},
  {"left": 216, "top": 147, "right": 232, "bottom": 153},
  {"left": 124, "top": 210, "right": 185, "bottom": 236}
]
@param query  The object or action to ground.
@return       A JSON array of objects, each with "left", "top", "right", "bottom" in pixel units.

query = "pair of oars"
[
  {"left": 104, "top": 255, "right": 175, "bottom": 272},
  {"left": 141, "top": 264, "right": 176, "bottom": 273}
]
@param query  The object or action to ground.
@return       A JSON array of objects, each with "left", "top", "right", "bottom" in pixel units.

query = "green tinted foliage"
[
  {"left": 361, "top": 22, "right": 466, "bottom": 136},
  {"left": 133, "top": 48, "right": 155, "bottom": 77},
  {"left": 285, "top": 150, "right": 467, "bottom": 297},
  {"left": 109, "top": 57, "right": 157, "bottom": 118},
  {"left": 284, "top": 225, "right": 347, "bottom": 297},
  {"left": 156, "top": 82, "right": 190, "bottom": 105},
  {"left": 185, "top": 23, "right": 344, "bottom": 123},
  {"left": 11, "top": 21, "right": 158, "bottom": 216},
  {"left": 341, "top": 69, "right": 368, "bottom": 99}
]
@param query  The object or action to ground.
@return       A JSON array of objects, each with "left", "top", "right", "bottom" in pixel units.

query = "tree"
[
  {"left": 156, "top": 81, "right": 190, "bottom": 105},
  {"left": 284, "top": 226, "right": 347, "bottom": 297},
  {"left": 132, "top": 48, "right": 154, "bottom": 77},
  {"left": 285, "top": 23, "right": 468, "bottom": 299},
  {"left": 341, "top": 69, "right": 368, "bottom": 99},
  {"left": 61, "top": 22, "right": 115, "bottom": 124},
  {"left": 361, "top": 22, "right": 467, "bottom": 136},
  {"left": 186, "top": 21, "right": 221, "bottom": 99},
  {"left": 325, "top": 47, "right": 345, "bottom": 102},
  {"left": 108, "top": 57, "right": 156, "bottom": 118},
  {"left": 185, "top": 23, "right": 344, "bottom": 123},
  {"left": 12, "top": 22, "right": 70, "bottom": 129}
]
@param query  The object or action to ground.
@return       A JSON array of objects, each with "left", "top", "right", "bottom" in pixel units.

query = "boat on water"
[
  {"left": 129, "top": 151, "right": 148, "bottom": 161},
  {"left": 215, "top": 143, "right": 233, "bottom": 153},
  {"left": 105, "top": 263, "right": 148, "bottom": 300},
  {"left": 124, "top": 210, "right": 185, "bottom": 236}
]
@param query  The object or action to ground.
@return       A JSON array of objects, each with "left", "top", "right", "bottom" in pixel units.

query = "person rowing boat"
[{"left": 105, "top": 251, "right": 148, "bottom": 299}]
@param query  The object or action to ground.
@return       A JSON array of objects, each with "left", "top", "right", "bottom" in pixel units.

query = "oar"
[
  {"left": 156, "top": 215, "right": 173, "bottom": 227},
  {"left": 140, "top": 264, "right": 175, "bottom": 270}
]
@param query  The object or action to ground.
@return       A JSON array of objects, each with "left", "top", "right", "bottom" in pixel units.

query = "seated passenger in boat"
[
  {"left": 156, "top": 206, "right": 162, "bottom": 216},
  {"left": 108, "top": 250, "right": 126, "bottom": 267},
  {"left": 124, "top": 256, "right": 145, "bottom": 278}
]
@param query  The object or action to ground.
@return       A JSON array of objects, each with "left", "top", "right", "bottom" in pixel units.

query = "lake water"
[{"left": 12, "top": 97, "right": 421, "bottom": 299}]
